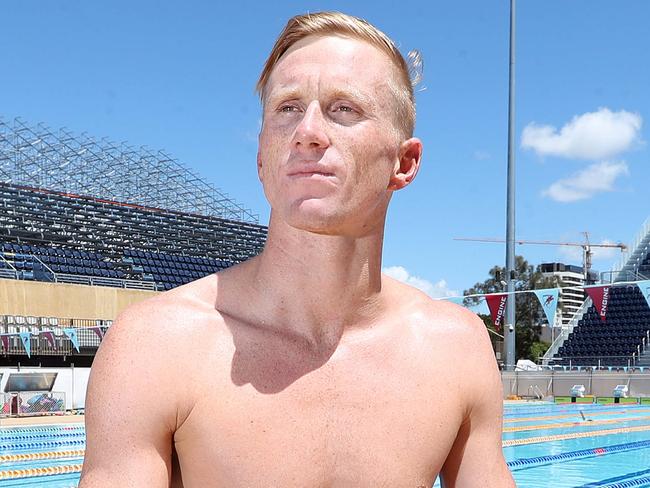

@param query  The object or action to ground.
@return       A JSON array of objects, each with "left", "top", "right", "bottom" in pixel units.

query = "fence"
[
  {"left": 0, "top": 315, "right": 110, "bottom": 356},
  {"left": 541, "top": 354, "right": 650, "bottom": 369},
  {"left": 0, "top": 391, "right": 65, "bottom": 417},
  {"left": 502, "top": 370, "right": 650, "bottom": 399}
]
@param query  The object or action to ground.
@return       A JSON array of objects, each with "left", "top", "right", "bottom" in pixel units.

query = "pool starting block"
[
  {"left": 570, "top": 384, "right": 586, "bottom": 402},
  {"left": 613, "top": 385, "right": 629, "bottom": 403}
]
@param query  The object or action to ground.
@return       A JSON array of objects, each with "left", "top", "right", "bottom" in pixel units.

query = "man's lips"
[
  {"left": 288, "top": 171, "right": 335, "bottom": 178},
  {"left": 287, "top": 164, "right": 336, "bottom": 178}
]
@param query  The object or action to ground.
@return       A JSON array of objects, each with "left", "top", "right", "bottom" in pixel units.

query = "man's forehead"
[
  {"left": 265, "top": 42, "right": 395, "bottom": 102},
  {"left": 268, "top": 36, "right": 394, "bottom": 83},
  {"left": 270, "top": 75, "right": 372, "bottom": 93}
]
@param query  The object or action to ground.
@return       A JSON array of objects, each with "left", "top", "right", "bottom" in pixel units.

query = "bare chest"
[{"left": 173, "top": 345, "right": 464, "bottom": 487}]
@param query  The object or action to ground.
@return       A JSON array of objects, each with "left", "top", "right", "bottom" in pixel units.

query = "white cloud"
[
  {"left": 473, "top": 150, "right": 491, "bottom": 160},
  {"left": 521, "top": 108, "right": 642, "bottom": 160},
  {"left": 542, "top": 161, "right": 629, "bottom": 202},
  {"left": 382, "top": 266, "right": 458, "bottom": 298},
  {"left": 558, "top": 239, "right": 623, "bottom": 263}
]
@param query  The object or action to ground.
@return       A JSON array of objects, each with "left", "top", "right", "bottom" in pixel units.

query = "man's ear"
[
  {"left": 387, "top": 138, "right": 422, "bottom": 190},
  {"left": 257, "top": 151, "right": 263, "bottom": 181}
]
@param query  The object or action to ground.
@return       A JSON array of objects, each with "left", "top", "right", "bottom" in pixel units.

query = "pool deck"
[{"left": 0, "top": 414, "right": 85, "bottom": 426}]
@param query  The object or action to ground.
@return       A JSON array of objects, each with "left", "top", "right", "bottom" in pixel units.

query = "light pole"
[{"left": 504, "top": 0, "right": 517, "bottom": 370}]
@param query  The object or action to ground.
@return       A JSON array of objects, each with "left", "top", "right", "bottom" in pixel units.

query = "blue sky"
[{"left": 2, "top": 0, "right": 648, "bottom": 298}]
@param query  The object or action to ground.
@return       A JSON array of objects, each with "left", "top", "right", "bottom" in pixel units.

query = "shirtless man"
[{"left": 80, "top": 11, "right": 515, "bottom": 488}]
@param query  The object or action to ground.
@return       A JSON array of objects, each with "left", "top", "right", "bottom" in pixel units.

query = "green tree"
[
  {"left": 463, "top": 255, "right": 560, "bottom": 362},
  {"left": 529, "top": 341, "right": 552, "bottom": 362}
]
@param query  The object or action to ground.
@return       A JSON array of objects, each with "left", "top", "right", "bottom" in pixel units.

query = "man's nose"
[{"left": 292, "top": 101, "right": 330, "bottom": 150}]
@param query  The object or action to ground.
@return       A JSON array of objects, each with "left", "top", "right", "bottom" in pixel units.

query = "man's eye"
[
  {"left": 279, "top": 105, "right": 299, "bottom": 113},
  {"left": 335, "top": 105, "right": 354, "bottom": 113}
]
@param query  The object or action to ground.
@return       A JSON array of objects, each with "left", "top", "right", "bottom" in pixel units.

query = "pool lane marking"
[
  {"left": 504, "top": 405, "right": 647, "bottom": 418},
  {"left": 505, "top": 408, "right": 650, "bottom": 424},
  {"left": 503, "top": 423, "right": 650, "bottom": 447},
  {"left": 507, "top": 439, "right": 650, "bottom": 472},
  {"left": 0, "top": 463, "right": 82, "bottom": 479},
  {"left": 504, "top": 415, "right": 650, "bottom": 432},
  {"left": 575, "top": 467, "right": 650, "bottom": 487},
  {"left": 594, "top": 476, "right": 650, "bottom": 488},
  {"left": 0, "top": 449, "right": 85, "bottom": 464}
]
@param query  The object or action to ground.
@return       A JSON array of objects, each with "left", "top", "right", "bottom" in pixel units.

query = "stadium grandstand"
[
  {"left": 543, "top": 217, "right": 650, "bottom": 368},
  {"left": 0, "top": 117, "right": 267, "bottom": 367}
]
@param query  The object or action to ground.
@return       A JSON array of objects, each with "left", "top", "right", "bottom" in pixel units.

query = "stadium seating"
[
  {"left": 553, "top": 285, "right": 650, "bottom": 367},
  {"left": 0, "top": 183, "right": 266, "bottom": 291}
]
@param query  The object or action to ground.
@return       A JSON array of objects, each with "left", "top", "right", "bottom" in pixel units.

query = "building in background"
[{"left": 540, "top": 263, "right": 587, "bottom": 334}]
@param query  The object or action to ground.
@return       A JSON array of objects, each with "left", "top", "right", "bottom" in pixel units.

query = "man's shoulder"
[
  {"left": 383, "top": 274, "right": 486, "bottom": 339},
  {"left": 86, "top": 273, "right": 235, "bottom": 432},
  {"left": 107, "top": 274, "right": 226, "bottom": 349}
]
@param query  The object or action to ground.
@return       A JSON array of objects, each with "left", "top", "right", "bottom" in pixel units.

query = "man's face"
[{"left": 258, "top": 35, "right": 418, "bottom": 237}]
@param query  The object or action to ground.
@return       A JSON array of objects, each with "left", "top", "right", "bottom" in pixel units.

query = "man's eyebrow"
[
  {"left": 265, "top": 86, "right": 301, "bottom": 106},
  {"left": 265, "top": 84, "right": 375, "bottom": 108},
  {"left": 329, "top": 86, "right": 374, "bottom": 107}
]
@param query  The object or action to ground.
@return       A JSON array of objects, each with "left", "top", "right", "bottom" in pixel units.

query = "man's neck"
[{"left": 247, "top": 216, "right": 388, "bottom": 349}]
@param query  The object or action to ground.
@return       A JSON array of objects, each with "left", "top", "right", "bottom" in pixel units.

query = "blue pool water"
[
  {"left": 0, "top": 424, "right": 84, "bottom": 487},
  {"left": 2, "top": 403, "right": 650, "bottom": 487},
  {"left": 502, "top": 402, "right": 650, "bottom": 487},
  {"left": 434, "top": 402, "right": 650, "bottom": 487}
]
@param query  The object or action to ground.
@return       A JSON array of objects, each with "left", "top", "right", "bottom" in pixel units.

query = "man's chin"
[
  {"left": 285, "top": 212, "right": 345, "bottom": 236},
  {"left": 277, "top": 199, "right": 381, "bottom": 237}
]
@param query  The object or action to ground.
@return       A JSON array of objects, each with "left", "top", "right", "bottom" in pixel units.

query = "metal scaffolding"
[{"left": 0, "top": 117, "right": 258, "bottom": 223}]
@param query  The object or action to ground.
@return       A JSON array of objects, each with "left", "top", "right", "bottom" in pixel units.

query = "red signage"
[
  {"left": 41, "top": 331, "right": 56, "bottom": 349},
  {"left": 486, "top": 293, "right": 508, "bottom": 330},
  {"left": 91, "top": 327, "right": 104, "bottom": 340},
  {"left": 585, "top": 285, "right": 610, "bottom": 322}
]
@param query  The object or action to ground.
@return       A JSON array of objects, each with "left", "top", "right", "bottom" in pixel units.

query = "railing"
[
  {"left": 0, "top": 328, "right": 74, "bottom": 356},
  {"left": 0, "top": 254, "right": 18, "bottom": 279},
  {"left": 526, "top": 384, "right": 544, "bottom": 400},
  {"left": 616, "top": 215, "right": 650, "bottom": 272},
  {"left": 543, "top": 327, "right": 569, "bottom": 362},
  {"left": 540, "top": 355, "right": 640, "bottom": 370},
  {"left": 542, "top": 295, "right": 592, "bottom": 362},
  {"left": 0, "top": 315, "right": 111, "bottom": 356},
  {"left": 638, "top": 332, "right": 650, "bottom": 363},
  {"left": 0, "top": 268, "right": 17, "bottom": 279},
  {"left": 54, "top": 273, "right": 156, "bottom": 290},
  {"left": 601, "top": 269, "right": 650, "bottom": 284},
  {"left": 0, "top": 252, "right": 157, "bottom": 290}
]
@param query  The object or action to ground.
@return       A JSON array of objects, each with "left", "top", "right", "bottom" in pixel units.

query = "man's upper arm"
[
  {"left": 79, "top": 304, "right": 178, "bottom": 487},
  {"left": 440, "top": 311, "right": 516, "bottom": 488}
]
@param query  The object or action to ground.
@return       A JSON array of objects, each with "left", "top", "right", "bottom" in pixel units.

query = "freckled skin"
[{"left": 79, "top": 35, "right": 515, "bottom": 488}]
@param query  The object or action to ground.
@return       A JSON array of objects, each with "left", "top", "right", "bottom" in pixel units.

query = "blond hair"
[{"left": 256, "top": 11, "right": 421, "bottom": 137}]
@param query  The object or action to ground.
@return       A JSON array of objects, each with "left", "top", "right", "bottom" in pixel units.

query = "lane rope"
[
  {"left": 0, "top": 449, "right": 85, "bottom": 464},
  {"left": 503, "top": 423, "right": 650, "bottom": 447},
  {"left": 0, "top": 463, "right": 82, "bottom": 480},
  {"left": 508, "top": 439, "right": 650, "bottom": 470},
  {"left": 505, "top": 408, "right": 650, "bottom": 424},
  {"left": 505, "top": 415, "right": 650, "bottom": 433}
]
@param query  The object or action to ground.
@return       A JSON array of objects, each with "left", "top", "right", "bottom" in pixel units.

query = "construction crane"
[{"left": 454, "top": 232, "right": 627, "bottom": 282}]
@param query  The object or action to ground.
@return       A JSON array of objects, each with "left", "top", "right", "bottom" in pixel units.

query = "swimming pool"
[
  {"left": 3, "top": 402, "right": 650, "bottom": 487},
  {"left": 434, "top": 402, "right": 650, "bottom": 487},
  {"left": 0, "top": 424, "right": 84, "bottom": 487},
  {"left": 502, "top": 402, "right": 650, "bottom": 487}
]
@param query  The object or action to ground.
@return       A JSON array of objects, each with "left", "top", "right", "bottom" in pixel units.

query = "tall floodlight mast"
[{"left": 504, "top": 0, "right": 517, "bottom": 371}]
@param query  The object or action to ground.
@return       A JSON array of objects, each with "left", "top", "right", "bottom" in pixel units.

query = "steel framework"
[{"left": 0, "top": 117, "right": 258, "bottom": 223}]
